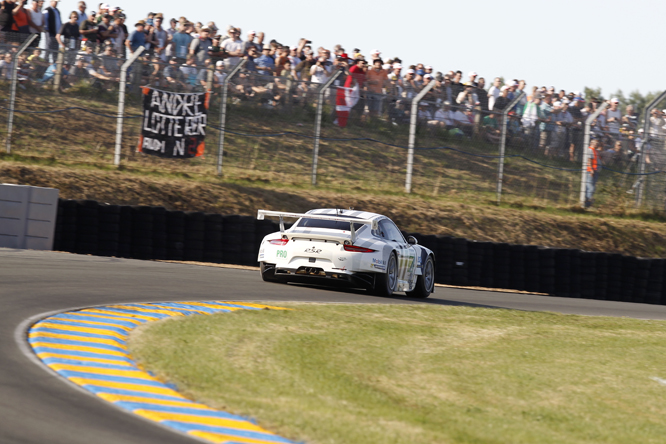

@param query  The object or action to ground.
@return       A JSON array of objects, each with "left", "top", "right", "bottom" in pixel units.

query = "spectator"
[
  {"left": 79, "top": 10, "right": 98, "bottom": 51},
  {"left": 179, "top": 54, "right": 198, "bottom": 90},
  {"left": 402, "top": 68, "right": 417, "bottom": 99},
  {"left": 96, "top": 13, "right": 114, "bottom": 46},
  {"left": 11, "top": 0, "right": 30, "bottom": 42},
  {"left": 163, "top": 55, "right": 185, "bottom": 88},
  {"left": 125, "top": 19, "right": 145, "bottom": 52},
  {"left": 366, "top": 58, "right": 387, "bottom": 117},
  {"left": 0, "top": 52, "right": 12, "bottom": 79},
  {"left": 171, "top": 20, "right": 191, "bottom": 61},
  {"left": 467, "top": 70, "right": 478, "bottom": 87},
  {"left": 623, "top": 104, "right": 638, "bottom": 130},
  {"left": 521, "top": 94, "right": 543, "bottom": 131},
  {"left": 295, "top": 50, "right": 315, "bottom": 82},
  {"left": 0, "top": 0, "right": 18, "bottom": 41},
  {"left": 482, "top": 110, "right": 501, "bottom": 143},
  {"left": 273, "top": 46, "right": 288, "bottom": 76},
  {"left": 309, "top": 56, "right": 328, "bottom": 84},
  {"left": 430, "top": 101, "right": 454, "bottom": 128},
  {"left": 152, "top": 15, "right": 168, "bottom": 61},
  {"left": 606, "top": 98, "right": 622, "bottom": 140},
  {"left": 42, "top": 0, "right": 61, "bottom": 61},
  {"left": 242, "top": 29, "right": 261, "bottom": 53},
  {"left": 75, "top": 0, "right": 85, "bottom": 25},
  {"left": 189, "top": 26, "right": 211, "bottom": 66},
  {"left": 56, "top": 10, "right": 80, "bottom": 63},
  {"left": 111, "top": 13, "right": 126, "bottom": 58},
  {"left": 487, "top": 77, "right": 501, "bottom": 111},
  {"left": 450, "top": 70, "right": 463, "bottom": 100},
  {"left": 255, "top": 44, "right": 275, "bottom": 76},
  {"left": 476, "top": 77, "right": 488, "bottom": 110},
  {"left": 221, "top": 26, "right": 242, "bottom": 68},
  {"left": 26, "top": 0, "right": 43, "bottom": 47},
  {"left": 585, "top": 138, "right": 602, "bottom": 208},
  {"left": 568, "top": 97, "right": 586, "bottom": 161},
  {"left": 538, "top": 94, "right": 553, "bottom": 153},
  {"left": 212, "top": 59, "right": 225, "bottom": 86},
  {"left": 493, "top": 85, "right": 510, "bottom": 111},
  {"left": 602, "top": 140, "right": 627, "bottom": 167}
]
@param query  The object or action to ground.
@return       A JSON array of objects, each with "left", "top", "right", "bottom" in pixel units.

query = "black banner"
[{"left": 138, "top": 87, "right": 210, "bottom": 158}]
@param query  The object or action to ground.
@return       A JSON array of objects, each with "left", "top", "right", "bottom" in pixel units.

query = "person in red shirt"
[
  {"left": 335, "top": 58, "right": 366, "bottom": 127},
  {"left": 585, "top": 138, "right": 602, "bottom": 208}
]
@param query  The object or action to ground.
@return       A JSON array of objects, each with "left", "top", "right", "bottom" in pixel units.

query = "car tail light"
[
  {"left": 268, "top": 239, "right": 289, "bottom": 245},
  {"left": 343, "top": 245, "right": 375, "bottom": 253}
]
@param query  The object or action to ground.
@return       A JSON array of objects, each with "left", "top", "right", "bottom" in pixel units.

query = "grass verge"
[{"left": 129, "top": 303, "right": 666, "bottom": 444}]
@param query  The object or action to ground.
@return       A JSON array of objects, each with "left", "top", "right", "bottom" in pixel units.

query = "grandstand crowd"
[{"left": 0, "top": 0, "right": 661, "bottom": 166}]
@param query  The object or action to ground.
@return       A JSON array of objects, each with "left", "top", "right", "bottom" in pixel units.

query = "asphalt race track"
[{"left": 3, "top": 248, "right": 666, "bottom": 444}]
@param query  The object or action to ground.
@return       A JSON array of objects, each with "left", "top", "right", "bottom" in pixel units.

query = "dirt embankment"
[{"left": 2, "top": 163, "right": 665, "bottom": 257}]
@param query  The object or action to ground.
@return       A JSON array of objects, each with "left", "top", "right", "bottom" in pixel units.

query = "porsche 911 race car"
[{"left": 256, "top": 209, "right": 435, "bottom": 298}]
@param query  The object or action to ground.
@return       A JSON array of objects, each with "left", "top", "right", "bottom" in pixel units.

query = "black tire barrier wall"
[{"left": 53, "top": 199, "right": 666, "bottom": 305}]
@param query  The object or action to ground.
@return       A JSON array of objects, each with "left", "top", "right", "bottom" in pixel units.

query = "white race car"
[{"left": 256, "top": 209, "right": 435, "bottom": 298}]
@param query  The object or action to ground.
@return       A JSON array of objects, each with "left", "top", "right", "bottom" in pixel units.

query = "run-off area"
[{"left": 128, "top": 303, "right": 666, "bottom": 444}]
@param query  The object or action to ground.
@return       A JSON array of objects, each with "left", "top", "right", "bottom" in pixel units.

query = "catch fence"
[{"left": 2, "top": 39, "right": 666, "bottom": 211}]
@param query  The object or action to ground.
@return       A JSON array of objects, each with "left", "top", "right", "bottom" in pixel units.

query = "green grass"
[{"left": 128, "top": 304, "right": 666, "bottom": 444}]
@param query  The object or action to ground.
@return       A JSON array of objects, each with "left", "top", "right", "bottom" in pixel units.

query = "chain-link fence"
[{"left": 2, "top": 39, "right": 666, "bottom": 212}]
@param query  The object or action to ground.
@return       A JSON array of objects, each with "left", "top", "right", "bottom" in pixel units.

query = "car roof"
[{"left": 305, "top": 208, "right": 385, "bottom": 221}]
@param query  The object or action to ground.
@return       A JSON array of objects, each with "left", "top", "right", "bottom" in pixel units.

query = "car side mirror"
[{"left": 408, "top": 236, "right": 418, "bottom": 245}]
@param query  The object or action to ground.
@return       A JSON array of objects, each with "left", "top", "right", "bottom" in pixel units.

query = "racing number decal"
[{"left": 276, "top": 250, "right": 288, "bottom": 259}]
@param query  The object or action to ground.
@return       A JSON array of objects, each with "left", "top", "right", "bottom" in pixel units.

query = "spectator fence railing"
[
  {"left": 5, "top": 33, "right": 37, "bottom": 153},
  {"left": 581, "top": 102, "right": 609, "bottom": 207},
  {"left": 114, "top": 46, "right": 145, "bottom": 166},
  {"left": 1, "top": 40, "right": 666, "bottom": 212}
]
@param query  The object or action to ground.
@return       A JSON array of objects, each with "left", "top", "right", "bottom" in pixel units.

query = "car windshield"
[{"left": 297, "top": 215, "right": 364, "bottom": 231}]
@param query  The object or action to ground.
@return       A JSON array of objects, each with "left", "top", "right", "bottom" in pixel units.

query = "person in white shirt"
[
  {"left": 487, "top": 77, "right": 501, "bottom": 111},
  {"left": 429, "top": 101, "right": 454, "bottom": 127},
  {"left": 606, "top": 98, "right": 623, "bottom": 139},
  {"left": 27, "top": 0, "right": 43, "bottom": 47},
  {"left": 221, "top": 27, "right": 243, "bottom": 68}
]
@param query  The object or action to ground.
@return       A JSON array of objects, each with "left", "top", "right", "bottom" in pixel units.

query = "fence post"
[
  {"left": 495, "top": 91, "right": 524, "bottom": 205},
  {"left": 579, "top": 102, "right": 608, "bottom": 207},
  {"left": 312, "top": 69, "right": 342, "bottom": 186},
  {"left": 636, "top": 90, "right": 666, "bottom": 208},
  {"left": 405, "top": 80, "right": 436, "bottom": 194},
  {"left": 5, "top": 34, "right": 37, "bottom": 154},
  {"left": 216, "top": 58, "right": 246, "bottom": 176},
  {"left": 113, "top": 46, "right": 144, "bottom": 167},
  {"left": 53, "top": 46, "right": 65, "bottom": 91}
]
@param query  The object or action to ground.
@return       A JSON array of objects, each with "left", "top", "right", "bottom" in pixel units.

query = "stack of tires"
[
  {"left": 75, "top": 200, "right": 99, "bottom": 255},
  {"left": 203, "top": 214, "right": 224, "bottom": 263},
  {"left": 492, "top": 243, "right": 511, "bottom": 289},
  {"left": 435, "top": 235, "right": 454, "bottom": 285},
  {"left": 166, "top": 211, "right": 185, "bottom": 260},
  {"left": 553, "top": 249, "right": 571, "bottom": 297},
  {"left": 222, "top": 215, "right": 242, "bottom": 264},
  {"left": 509, "top": 245, "right": 525, "bottom": 291},
  {"left": 451, "top": 238, "right": 468, "bottom": 286},
  {"left": 538, "top": 248, "right": 556, "bottom": 295},
  {"left": 466, "top": 240, "right": 485, "bottom": 287},
  {"left": 524, "top": 246, "right": 541, "bottom": 293},
  {"left": 54, "top": 199, "right": 77, "bottom": 252},
  {"left": 98, "top": 204, "right": 120, "bottom": 257},
  {"left": 117, "top": 206, "right": 132, "bottom": 258},
  {"left": 606, "top": 253, "right": 624, "bottom": 301},
  {"left": 183, "top": 212, "right": 205, "bottom": 262},
  {"left": 633, "top": 258, "right": 651, "bottom": 304},
  {"left": 151, "top": 207, "right": 168, "bottom": 260},
  {"left": 130, "top": 206, "right": 153, "bottom": 260},
  {"left": 479, "top": 242, "right": 494, "bottom": 288},
  {"left": 646, "top": 259, "right": 665, "bottom": 305}
]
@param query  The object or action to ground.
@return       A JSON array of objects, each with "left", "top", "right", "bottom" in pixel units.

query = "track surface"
[{"left": 3, "top": 248, "right": 666, "bottom": 444}]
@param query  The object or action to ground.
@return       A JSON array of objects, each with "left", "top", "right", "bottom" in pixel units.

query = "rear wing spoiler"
[{"left": 257, "top": 210, "right": 378, "bottom": 244}]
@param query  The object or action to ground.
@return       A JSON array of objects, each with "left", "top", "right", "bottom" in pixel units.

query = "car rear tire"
[
  {"left": 372, "top": 252, "right": 397, "bottom": 296},
  {"left": 406, "top": 255, "right": 434, "bottom": 298},
  {"left": 260, "top": 262, "right": 282, "bottom": 283}
]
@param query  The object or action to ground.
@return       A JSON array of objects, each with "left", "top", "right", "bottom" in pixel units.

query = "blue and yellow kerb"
[{"left": 28, "top": 301, "right": 295, "bottom": 444}]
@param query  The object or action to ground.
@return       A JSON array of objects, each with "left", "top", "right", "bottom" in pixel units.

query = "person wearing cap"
[
  {"left": 492, "top": 85, "right": 510, "bottom": 111},
  {"left": 295, "top": 50, "right": 315, "bottom": 82},
  {"left": 171, "top": 20, "right": 192, "bottom": 62},
  {"left": 568, "top": 96, "right": 587, "bottom": 161},
  {"left": 467, "top": 71, "right": 478, "bottom": 87},
  {"left": 369, "top": 49, "right": 380, "bottom": 63},
  {"left": 212, "top": 59, "right": 226, "bottom": 87},
  {"left": 402, "top": 68, "right": 417, "bottom": 99},
  {"left": 96, "top": 12, "right": 115, "bottom": 46},
  {"left": 43, "top": 0, "right": 62, "bottom": 61},
  {"left": 256, "top": 44, "right": 275, "bottom": 76},
  {"left": 538, "top": 94, "right": 554, "bottom": 154},
  {"left": 163, "top": 55, "right": 185, "bottom": 88},
  {"left": 242, "top": 29, "right": 262, "bottom": 54},
  {"left": 189, "top": 26, "right": 211, "bottom": 66},
  {"left": 125, "top": 19, "right": 145, "bottom": 52},
  {"left": 366, "top": 58, "right": 387, "bottom": 117},
  {"left": 111, "top": 13, "right": 127, "bottom": 58},
  {"left": 79, "top": 10, "right": 98, "bottom": 52},
  {"left": 26, "top": 0, "right": 44, "bottom": 48}
]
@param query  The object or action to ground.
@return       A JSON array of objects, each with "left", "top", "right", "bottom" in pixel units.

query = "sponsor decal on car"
[
  {"left": 371, "top": 258, "right": 386, "bottom": 265},
  {"left": 276, "top": 250, "right": 288, "bottom": 258},
  {"left": 371, "top": 263, "right": 386, "bottom": 271},
  {"left": 305, "top": 246, "right": 322, "bottom": 254},
  {"left": 338, "top": 257, "right": 347, "bottom": 261}
]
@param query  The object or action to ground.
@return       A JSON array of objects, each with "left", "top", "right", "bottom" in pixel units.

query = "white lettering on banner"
[
  {"left": 183, "top": 115, "right": 207, "bottom": 136},
  {"left": 173, "top": 140, "right": 185, "bottom": 157},
  {"left": 149, "top": 90, "right": 203, "bottom": 116},
  {"left": 142, "top": 137, "right": 166, "bottom": 153}
]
